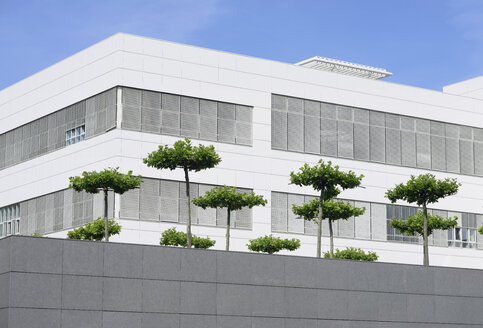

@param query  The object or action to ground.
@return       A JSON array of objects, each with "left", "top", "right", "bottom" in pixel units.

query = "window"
[
  {"left": 448, "top": 213, "right": 477, "bottom": 248},
  {"left": 66, "top": 125, "right": 86, "bottom": 146},
  {"left": 0, "top": 203, "right": 20, "bottom": 238}
]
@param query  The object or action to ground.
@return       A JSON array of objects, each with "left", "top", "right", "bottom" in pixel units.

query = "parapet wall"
[{"left": 0, "top": 235, "right": 482, "bottom": 327}]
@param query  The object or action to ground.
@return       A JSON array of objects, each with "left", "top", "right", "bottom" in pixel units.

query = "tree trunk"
[
  {"left": 317, "top": 190, "right": 324, "bottom": 258},
  {"left": 226, "top": 208, "right": 231, "bottom": 251},
  {"left": 104, "top": 189, "right": 109, "bottom": 242},
  {"left": 423, "top": 203, "right": 429, "bottom": 266},
  {"left": 328, "top": 219, "right": 334, "bottom": 258},
  {"left": 184, "top": 167, "right": 192, "bottom": 248}
]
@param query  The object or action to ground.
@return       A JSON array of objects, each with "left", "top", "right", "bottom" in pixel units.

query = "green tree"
[
  {"left": 143, "top": 138, "right": 221, "bottom": 248},
  {"left": 479, "top": 226, "right": 483, "bottom": 235},
  {"left": 160, "top": 227, "right": 216, "bottom": 249},
  {"left": 247, "top": 234, "right": 300, "bottom": 254},
  {"left": 323, "top": 247, "right": 378, "bottom": 261},
  {"left": 67, "top": 217, "right": 122, "bottom": 241},
  {"left": 69, "top": 167, "right": 142, "bottom": 242},
  {"left": 386, "top": 174, "right": 460, "bottom": 266},
  {"left": 193, "top": 186, "right": 267, "bottom": 251},
  {"left": 290, "top": 160, "right": 363, "bottom": 258},
  {"left": 389, "top": 210, "right": 457, "bottom": 241},
  {"left": 292, "top": 198, "right": 365, "bottom": 258}
]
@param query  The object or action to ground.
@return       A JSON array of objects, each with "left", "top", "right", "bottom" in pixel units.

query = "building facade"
[{"left": 1, "top": 33, "right": 483, "bottom": 268}]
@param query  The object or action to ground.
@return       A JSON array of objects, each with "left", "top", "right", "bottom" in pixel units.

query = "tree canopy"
[
  {"left": 143, "top": 138, "right": 221, "bottom": 248},
  {"left": 389, "top": 210, "right": 457, "bottom": 236},
  {"left": 69, "top": 167, "right": 142, "bottom": 194},
  {"left": 247, "top": 235, "right": 300, "bottom": 254},
  {"left": 292, "top": 198, "right": 366, "bottom": 223},
  {"left": 323, "top": 247, "right": 378, "bottom": 261},
  {"left": 143, "top": 138, "right": 221, "bottom": 172},
  {"left": 386, "top": 173, "right": 460, "bottom": 266},
  {"left": 67, "top": 218, "right": 121, "bottom": 241},
  {"left": 290, "top": 160, "right": 363, "bottom": 200},
  {"left": 192, "top": 186, "right": 267, "bottom": 211},
  {"left": 385, "top": 174, "right": 460, "bottom": 206},
  {"left": 193, "top": 186, "right": 267, "bottom": 250},
  {"left": 159, "top": 227, "right": 216, "bottom": 249},
  {"left": 290, "top": 160, "right": 364, "bottom": 258}
]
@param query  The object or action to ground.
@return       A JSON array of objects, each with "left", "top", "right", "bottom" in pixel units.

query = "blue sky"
[{"left": 1, "top": 0, "right": 483, "bottom": 91}]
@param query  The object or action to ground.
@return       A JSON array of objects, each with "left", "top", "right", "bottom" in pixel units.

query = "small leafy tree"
[
  {"left": 386, "top": 173, "right": 460, "bottom": 266},
  {"left": 290, "top": 160, "right": 363, "bottom": 258},
  {"left": 69, "top": 167, "right": 142, "bottom": 242},
  {"left": 479, "top": 226, "right": 483, "bottom": 235},
  {"left": 323, "top": 247, "right": 378, "bottom": 261},
  {"left": 247, "top": 234, "right": 300, "bottom": 254},
  {"left": 160, "top": 227, "right": 216, "bottom": 249},
  {"left": 67, "top": 217, "right": 121, "bottom": 241},
  {"left": 144, "top": 138, "right": 221, "bottom": 248},
  {"left": 292, "top": 198, "right": 365, "bottom": 258},
  {"left": 193, "top": 186, "right": 267, "bottom": 251},
  {"left": 390, "top": 210, "right": 457, "bottom": 241}
]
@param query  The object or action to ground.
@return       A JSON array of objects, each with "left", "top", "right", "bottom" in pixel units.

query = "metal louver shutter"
[
  {"left": 474, "top": 142, "right": 483, "bottom": 176},
  {"left": 416, "top": 133, "right": 431, "bottom": 169},
  {"left": 181, "top": 113, "right": 200, "bottom": 138},
  {"left": 460, "top": 140, "right": 474, "bottom": 175},
  {"left": 235, "top": 187, "right": 252, "bottom": 229},
  {"left": 161, "top": 110, "right": 180, "bottom": 136},
  {"left": 35, "top": 196, "right": 46, "bottom": 234},
  {"left": 337, "top": 106, "right": 353, "bottom": 121},
  {"left": 288, "top": 113, "right": 304, "bottom": 151},
  {"left": 197, "top": 184, "right": 216, "bottom": 226},
  {"left": 321, "top": 103, "right": 336, "bottom": 119},
  {"left": 63, "top": 189, "right": 73, "bottom": 229},
  {"left": 140, "top": 178, "right": 160, "bottom": 221},
  {"left": 385, "top": 128, "right": 401, "bottom": 165},
  {"left": 218, "top": 118, "right": 236, "bottom": 143},
  {"left": 181, "top": 96, "right": 199, "bottom": 114},
  {"left": 355, "top": 201, "right": 371, "bottom": 239},
  {"left": 92, "top": 193, "right": 104, "bottom": 219},
  {"left": 287, "top": 97, "right": 304, "bottom": 114},
  {"left": 72, "top": 191, "right": 84, "bottom": 227},
  {"left": 338, "top": 216, "right": 355, "bottom": 238},
  {"left": 401, "top": 131, "right": 416, "bottom": 167},
  {"left": 200, "top": 100, "right": 218, "bottom": 141},
  {"left": 370, "top": 126, "right": 385, "bottom": 162},
  {"left": 216, "top": 207, "right": 229, "bottom": 227},
  {"left": 85, "top": 98, "right": 96, "bottom": 138},
  {"left": 271, "top": 192, "right": 287, "bottom": 232},
  {"left": 401, "top": 117, "right": 415, "bottom": 131},
  {"left": 431, "top": 136, "right": 446, "bottom": 171},
  {"left": 445, "top": 138, "right": 460, "bottom": 173},
  {"left": 0, "top": 134, "right": 5, "bottom": 169},
  {"left": 20, "top": 201, "right": 29, "bottom": 235},
  {"left": 337, "top": 121, "right": 353, "bottom": 159},
  {"left": 28, "top": 199, "right": 36, "bottom": 235},
  {"left": 371, "top": 203, "right": 387, "bottom": 241},
  {"left": 47, "top": 113, "right": 57, "bottom": 152},
  {"left": 53, "top": 191, "right": 64, "bottom": 232},
  {"left": 122, "top": 87, "right": 141, "bottom": 106},
  {"left": 354, "top": 108, "right": 369, "bottom": 124},
  {"left": 321, "top": 119, "right": 337, "bottom": 156},
  {"left": 218, "top": 102, "right": 235, "bottom": 120},
  {"left": 287, "top": 194, "right": 304, "bottom": 233},
  {"left": 95, "top": 107, "right": 107, "bottom": 135},
  {"left": 271, "top": 94, "right": 287, "bottom": 111},
  {"left": 271, "top": 110, "right": 287, "bottom": 150},
  {"left": 459, "top": 126, "right": 472, "bottom": 140},
  {"left": 235, "top": 122, "right": 252, "bottom": 146},
  {"left": 141, "top": 89, "right": 162, "bottom": 133},
  {"left": 159, "top": 180, "right": 180, "bottom": 222},
  {"left": 416, "top": 119, "right": 430, "bottom": 133},
  {"left": 82, "top": 193, "right": 93, "bottom": 225},
  {"left": 385, "top": 114, "right": 400, "bottom": 129},
  {"left": 45, "top": 194, "right": 54, "bottom": 233},
  {"left": 120, "top": 189, "right": 140, "bottom": 219},
  {"left": 303, "top": 195, "right": 317, "bottom": 235},
  {"left": 304, "top": 100, "right": 320, "bottom": 154},
  {"left": 354, "top": 123, "right": 369, "bottom": 160},
  {"left": 370, "top": 111, "right": 385, "bottom": 127}
]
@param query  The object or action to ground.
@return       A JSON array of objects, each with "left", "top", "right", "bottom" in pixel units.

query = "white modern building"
[{"left": 1, "top": 33, "right": 483, "bottom": 268}]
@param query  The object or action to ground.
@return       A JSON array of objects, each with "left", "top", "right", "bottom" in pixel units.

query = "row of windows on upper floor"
[
  {"left": 271, "top": 94, "right": 483, "bottom": 177},
  {"left": 3, "top": 87, "right": 483, "bottom": 178},
  {"left": 1, "top": 181, "right": 482, "bottom": 251},
  {"left": 271, "top": 191, "right": 483, "bottom": 250},
  {"left": 0, "top": 87, "right": 253, "bottom": 171}
]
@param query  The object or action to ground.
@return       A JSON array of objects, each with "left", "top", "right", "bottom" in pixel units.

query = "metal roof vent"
[{"left": 296, "top": 56, "right": 392, "bottom": 80}]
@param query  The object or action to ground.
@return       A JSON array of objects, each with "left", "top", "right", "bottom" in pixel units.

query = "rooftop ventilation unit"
[{"left": 296, "top": 56, "right": 392, "bottom": 80}]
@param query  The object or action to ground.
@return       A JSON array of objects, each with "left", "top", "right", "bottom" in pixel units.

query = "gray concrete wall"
[{"left": 0, "top": 235, "right": 483, "bottom": 327}]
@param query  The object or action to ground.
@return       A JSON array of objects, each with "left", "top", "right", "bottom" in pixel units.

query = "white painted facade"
[{"left": 1, "top": 33, "right": 483, "bottom": 268}]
